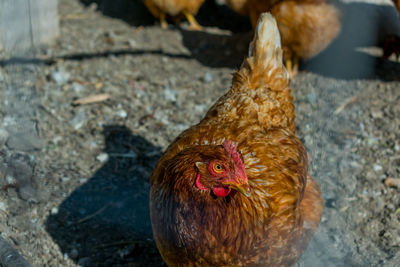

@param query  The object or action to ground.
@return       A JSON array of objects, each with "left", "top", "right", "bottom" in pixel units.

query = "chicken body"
[
  {"left": 150, "top": 13, "right": 323, "bottom": 266},
  {"left": 143, "top": 0, "right": 205, "bottom": 29},
  {"left": 227, "top": 0, "right": 341, "bottom": 76}
]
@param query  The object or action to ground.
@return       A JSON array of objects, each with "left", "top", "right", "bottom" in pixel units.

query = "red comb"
[{"left": 223, "top": 140, "right": 245, "bottom": 169}]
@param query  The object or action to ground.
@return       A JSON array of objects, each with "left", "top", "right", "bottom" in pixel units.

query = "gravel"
[{"left": 0, "top": 0, "right": 399, "bottom": 266}]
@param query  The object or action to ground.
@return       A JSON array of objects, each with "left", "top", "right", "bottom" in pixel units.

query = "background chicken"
[
  {"left": 143, "top": 0, "right": 205, "bottom": 30},
  {"left": 383, "top": 0, "right": 400, "bottom": 59},
  {"left": 150, "top": 13, "right": 323, "bottom": 266},
  {"left": 226, "top": 0, "right": 341, "bottom": 76}
]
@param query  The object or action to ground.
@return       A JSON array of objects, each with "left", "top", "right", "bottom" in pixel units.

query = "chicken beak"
[{"left": 223, "top": 180, "right": 251, "bottom": 197}]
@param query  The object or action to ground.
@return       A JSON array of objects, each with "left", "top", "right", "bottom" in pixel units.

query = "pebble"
[
  {"left": 128, "top": 39, "right": 137, "bottom": 47},
  {"left": 79, "top": 178, "right": 88, "bottom": 183},
  {"left": 163, "top": 86, "right": 178, "bottom": 102},
  {"left": 117, "top": 110, "right": 127, "bottom": 118},
  {"left": 5, "top": 175, "right": 17, "bottom": 184},
  {"left": 61, "top": 177, "right": 70, "bottom": 182},
  {"left": 373, "top": 164, "right": 383, "bottom": 172},
  {"left": 71, "top": 82, "right": 84, "bottom": 93},
  {"left": 203, "top": 72, "right": 214, "bottom": 83},
  {"left": 51, "top": 67, "right": 71, "bottom": 85},
  {"left": 52, "top": 136, "right": 63, "bottom": 145},
  {"left": 0, "top": 128, "right": 9, "bottom": 147},
  {"left": 6, "top": 131, "right": 44, "bottom": 151},
  {"left": 0, "top": 201, "right": 8, "bottom": 211},
  {"left": 69, "top": 111, "right": 86, "bottom": 130},
  {"left": 96, "top": 153, "right": 109, "bottom": 163},
  {"left": 50, "top": 207, "right": 58, "bottom": 215},
  {"left": 19, "top": 185, "right": 40, "bottom": 203},
  {"left": 306, "top": 93, "right": 317, "bottom": 104}
]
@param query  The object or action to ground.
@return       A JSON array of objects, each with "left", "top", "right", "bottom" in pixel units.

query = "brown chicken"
[
  {"left": 150, "top": 13, "right": 323, "bottom": 266},
  {"left": 143, "top": 0, "right": 205, "bottom": 30},
  {"left": 226, "top": 0, "right": 341, "bottom": 76},
  {"left": 394, "top": 0, "right": 400, "bottom": 13},
  {"left": 383, "top": 0, "right": 400, "bottom": 59}
]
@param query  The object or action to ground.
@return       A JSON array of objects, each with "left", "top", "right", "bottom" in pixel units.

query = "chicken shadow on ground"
[
  {"left": 78, "top": 0, "right": 400, "bottom": 78},
  {"left": 303, "top": 2, "right": 400, "bottom": 81},
  {"left": 45, "top": 125, "right": 165, "bottom": 266},
  {"left": 78, "top": 0, "right": 251, "bottom": 32}
]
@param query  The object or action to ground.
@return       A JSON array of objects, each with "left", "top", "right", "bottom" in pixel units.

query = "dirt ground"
[{"left": 0, "top": 0, "right": 399, "bottom": 266}]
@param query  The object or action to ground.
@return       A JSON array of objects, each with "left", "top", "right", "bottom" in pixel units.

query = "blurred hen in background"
[
  {"left": 143, "top": 0, "right": 205, "bottom": 29},
  {"left": 383, "top": 0, "right": 400, "bottom": 59},
  {"left": 150, "top": 13, "right": 323, "bottom": 266},
  {"left": 226, "top": 0, "right": 341, "bottom": 76}
]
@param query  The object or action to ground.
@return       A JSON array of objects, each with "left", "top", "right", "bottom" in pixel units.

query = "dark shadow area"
[
  {"left": 77, "top": 0, "right": 400, "bottom": 79},
  {"left": 79, "top": 0, "right": 154, "bottom": 26},
  {"left": 79, "top": 0, "right": 251, "bottom": 32},
  {"left": 179, "top": 28, "right": 252, "bottom": 68},
  {"left": 45, "top": 125, "right": 165, "bottom": 266},
  {"left": 0, "top": 49, "right": 191, "bottom": 67},
  {"left": 302, "top": 2, "right": 400, "bottom": 80}
]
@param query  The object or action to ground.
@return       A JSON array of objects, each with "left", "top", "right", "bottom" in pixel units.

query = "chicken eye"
[{"left": 213, "top": 163, "right": 224, "bottom": 173}]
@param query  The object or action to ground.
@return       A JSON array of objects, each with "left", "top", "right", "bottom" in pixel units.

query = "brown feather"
[{"left": 150, "top": 13, "right": 322, "bottom": 266}]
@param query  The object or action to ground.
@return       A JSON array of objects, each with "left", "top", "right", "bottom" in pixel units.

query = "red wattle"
[
  {"left": 195, "top": 173, "right": 208, "bottom": 190},
  {"left": 212, "top": 186, "right": 231, "bottom": 197}
]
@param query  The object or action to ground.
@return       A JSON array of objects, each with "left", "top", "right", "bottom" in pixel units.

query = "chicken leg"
[
  {"left": 285, "top": 56, "right": 299, "bottom": 78},
  {"left": 160, "top": 13, "right": 168, "bottom": 29},
  {"left": 183, "top": 10, "right": 203, "bottom": 31}
]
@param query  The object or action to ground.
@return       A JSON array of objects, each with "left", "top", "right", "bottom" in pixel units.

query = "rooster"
[
  {"left": 226, "top": 0, "right": 341, "bottom": 77},
  {"left": 150, "top": 13, "right": 323, "bottom": 266},
  {"left": 143, "top": 0, "right": 205, "bottom": 30}
]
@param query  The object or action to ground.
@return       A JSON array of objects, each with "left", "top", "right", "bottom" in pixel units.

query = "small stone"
[
  {"left": 6, "top": 132, "right": 44, "bottom": 151},
  {"left": 79, "top": 178, "right": 88, "bottom": 183},
  {"left": 19, "top": 185, "right": 40, "bottom": 203},
  {"left": 306, "top": 93, "right": 317, "bottom": 104},
  {"left": 373, "top": 164, "right": 383, "bottom": 172},
  {"left": 52, "top": 136, "right": 63, "bottom": 145},
  {"left": 128, "top": 39, "right": 137, "bottom": 47},
  {"left": 117, "top": 110, "right": 127, "bottom": 118},
  {"left": 163, "top": 86, "right": 177, "bottom": 102},
  {"left": 51, "top": 207, "right": 59, "bottom": 215},
  {"left": 61, "top": 177, "right": 70, "bottom": 182},
  {"left": 5, "top": 175, "right": 16, "bottom": 184},
  {"left": 371, "top": 109, "right": 383, "bottom": 118},
  {"left": 0, "top": 201, "right": 8, "bottom": 211},
  {"left": 0, "top": 128, "right": 9, "bottom": 147},
  {"left": 96, "top": 153, "right": 109, "bottom": 163},
  {"left": 69, "top": 111, "right": 86, "bottom": 130},
  {"left": 51, "top": 67, "right": 71, "bottom": 85},
  {"left": 203, "top": 72, "right": 214, "bottom": 83},
  {"left": 71, "top": 82, "right": 84, "bottom": 93}
]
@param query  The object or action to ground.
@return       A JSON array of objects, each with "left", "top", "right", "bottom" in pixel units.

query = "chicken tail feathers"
[{"left": 234, "top": 13, "right": 289, "bottom": 91}]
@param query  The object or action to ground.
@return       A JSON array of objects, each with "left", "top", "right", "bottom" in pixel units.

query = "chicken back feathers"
[
  {"left": 150, "top": 13, "right": 323, "bottom": 266},
  {"left": 227, "top": 0, "right": 341, "bottom": 61}
]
